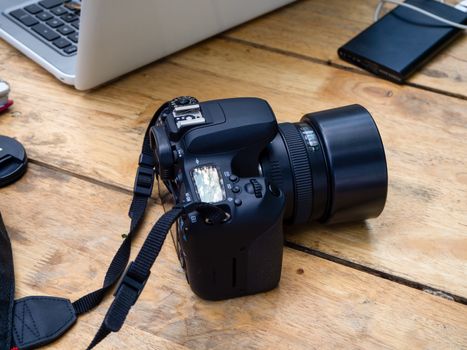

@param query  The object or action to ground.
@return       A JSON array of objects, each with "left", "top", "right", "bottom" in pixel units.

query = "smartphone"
[{"left": 338, "top": 0, "right": 467, "bottom": 83}]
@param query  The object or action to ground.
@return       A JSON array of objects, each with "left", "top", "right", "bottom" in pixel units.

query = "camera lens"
[{"left": 261, "top": 104, "right": 387, "bottom": 225}]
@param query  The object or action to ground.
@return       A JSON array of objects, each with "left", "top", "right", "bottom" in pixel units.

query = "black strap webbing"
[
  {"left": 0, "top": 101, "right": 230, "bottom": 350},
  {"left": 72, "top": 102, "right": 168, "bottom": 316},
  {"left": 0, "top": 214, "right": 15, "bottom": 350},
  {"left": 0, "top": 102, "right": 163, "bottom": 349},
  {"left": 86, "top": 202, "right": 226, "bottom": 349}
]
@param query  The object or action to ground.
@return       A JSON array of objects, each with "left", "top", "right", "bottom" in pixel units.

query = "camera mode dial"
[{"left": 170, "top": 96, "right": 199, "bottom": 108}]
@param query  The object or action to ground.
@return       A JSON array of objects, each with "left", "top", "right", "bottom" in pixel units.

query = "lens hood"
[{"left": 302, "top": 105, "right": 388, "bottom": 224}]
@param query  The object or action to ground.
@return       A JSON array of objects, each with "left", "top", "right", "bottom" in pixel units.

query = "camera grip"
[{"left": 182, "top": 217, "right": 284, "bottom": 301}]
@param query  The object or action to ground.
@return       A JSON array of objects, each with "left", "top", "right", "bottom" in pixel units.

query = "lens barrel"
[{"left": 262, "top": 104, "right": 388, "bottom": 225}]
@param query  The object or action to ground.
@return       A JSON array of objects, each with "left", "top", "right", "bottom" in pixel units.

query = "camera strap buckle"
[
  {"left": 134, "top": 157, "right": 155, "bottom": 197},
  {"left": 94, "top": 206, "right": 184, "bottom": 343},
  {"left": 113, "top": 262, "right": 150, "bottom": 307}
]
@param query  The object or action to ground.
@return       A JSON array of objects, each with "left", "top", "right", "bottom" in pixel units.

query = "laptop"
[{"left": 0, "top": 0, "right": 295, "bottom": 90}]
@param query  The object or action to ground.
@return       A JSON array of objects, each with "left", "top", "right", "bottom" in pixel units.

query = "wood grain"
[
  {"left": 115, "top": 37, "right": 467, "bottom": 299},
  {"left": 226, "top": 0, "right": 467, "bottom": 98},
  {"left": 1, "top": 34, "right": 466, "bottom": 299},
  {"left": 165, "top": 39, "right": 467, "bottom": 297},
  {"left": 2, "top": 164, "right": 467, "bottom": 349}
]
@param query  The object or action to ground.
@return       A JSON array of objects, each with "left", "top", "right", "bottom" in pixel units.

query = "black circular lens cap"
[{"left": 0, "top": 135, "right": 28, "bottom": 187}]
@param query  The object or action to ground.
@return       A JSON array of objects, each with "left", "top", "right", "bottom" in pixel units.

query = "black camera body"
[
  {"left": 151, "top": 97, "right": 285, "bottom": 300},
  {"left": 151, "top": 96, "right": 387, "bottom": 300}
]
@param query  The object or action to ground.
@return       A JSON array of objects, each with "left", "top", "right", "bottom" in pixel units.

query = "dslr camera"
[{"left": 150, "top": 97, "right": 387, "bottom": 300}]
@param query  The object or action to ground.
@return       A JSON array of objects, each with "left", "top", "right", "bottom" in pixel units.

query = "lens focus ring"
[{"left": 278, "top": 123, "right": 313, "bottom": 224}]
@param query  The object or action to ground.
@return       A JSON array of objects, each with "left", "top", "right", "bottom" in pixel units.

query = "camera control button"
[
  {"left": 234, "top": 198, "right": 242, "bottom": 206},
  {"left": 229, "top": 174, "right": 238, "bottom": 182},
  {"left": 245, "top": 183, "right": 254, "bottom": 194},
  {"left": 232, "top": 185, "right": 241, "bottom": 193}
]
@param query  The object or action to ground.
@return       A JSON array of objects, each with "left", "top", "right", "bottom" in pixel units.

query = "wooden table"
[{"left": 1, "top": 0, "right": 466, "bottom": 348}]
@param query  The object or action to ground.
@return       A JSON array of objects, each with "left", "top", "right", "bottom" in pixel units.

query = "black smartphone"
[{"left": 338, "top": 0, "right": 467, "bottom": 83}]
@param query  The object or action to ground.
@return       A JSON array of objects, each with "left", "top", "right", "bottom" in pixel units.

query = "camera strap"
[{"left": 0, "top": 102, "right": 228, "bottom": 350}]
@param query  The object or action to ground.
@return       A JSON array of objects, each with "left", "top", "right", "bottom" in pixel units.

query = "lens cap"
[{"left": 0, "top": 135, "right": 28, "bottom": 187}]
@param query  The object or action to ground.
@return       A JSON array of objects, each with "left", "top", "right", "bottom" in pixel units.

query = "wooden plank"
[
  {"left": 0, "top": 40, "right": 158, "bottom": 192},
  {"left": 2, "top": 164, "right": 467, "bottom": 349},
  {"left": 157, "top": 39, "right": 467, "bottom": 299},
  {"left": 225, "top": 0, "right": 467, "bottom": 98},
  {"left": 0, "top": 34, "right": 466, "bottom": 299}
]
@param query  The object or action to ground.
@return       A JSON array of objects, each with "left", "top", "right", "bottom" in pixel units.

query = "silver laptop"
[{"left": 0, "top": 0, "right": 295, "bottom": 90}]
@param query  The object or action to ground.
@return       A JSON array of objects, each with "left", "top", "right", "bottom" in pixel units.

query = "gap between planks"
[
  {"left": 285, "top": 241, "right": 467, "bottom": 306},
  {"left": 221, "top": 36, "right": 467, "bottom": 101},
  {"left": 27, "top": 155, "right": 467, "bottom": 307},
  {"left": 28, "top": 158, "right": 164, "bottom": 205}
]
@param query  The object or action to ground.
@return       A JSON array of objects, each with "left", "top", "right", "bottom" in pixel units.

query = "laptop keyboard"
[{"left": 6, "top": 0, "right": 79, "bottom": 56}]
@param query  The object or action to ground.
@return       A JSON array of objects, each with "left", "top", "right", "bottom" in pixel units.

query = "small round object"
[
  {"left": 229, "top": 174, "right": 238, "bottom": 182},
  {"left": 0, "top": 80, "right": 10, "bottom": 96},
  {"left": 234, "top": 198, "right": 242, "bottom": 206},
  {"left": 0, "top": 80, "right": 13, "bottom": 113},
  {"left": 0, "top": 135, "right": 28, "bottom": 187},
  {"left": 232, "top": 185, "right": 241, "bottom": 193}
]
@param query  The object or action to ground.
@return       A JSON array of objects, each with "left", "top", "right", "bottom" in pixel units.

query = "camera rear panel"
[{"left": 153, "top": 97, "right": 287, "bottom": 300}]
